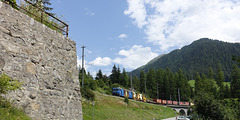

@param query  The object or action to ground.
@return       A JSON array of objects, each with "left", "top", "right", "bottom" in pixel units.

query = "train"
[
  {"left": 112, "top": 87, "right": 146, "bottom": 102},
  {"left": 112, "top": 87, "right": 189, "bottom": 106}
]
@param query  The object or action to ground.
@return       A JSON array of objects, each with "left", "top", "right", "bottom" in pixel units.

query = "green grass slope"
[
  {"left": 82, "top": 92, "right": 176, "bottom": 120},
  {"left": 0, "top": 98, "right": 31, "bottom": 120},
  {"left": 188, "top": 80, "right": 230, "bottom": 89},
  {"left": 188, "top": 80, "right": 195, "bottom": 88}
]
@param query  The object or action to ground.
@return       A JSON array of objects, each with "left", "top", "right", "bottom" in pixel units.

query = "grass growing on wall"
[
  {"left": 82, "top": 91, "right": 176, "bottom": 120},
  {"left": 0, "top": 98, "right": 31, "bottom": 120}
]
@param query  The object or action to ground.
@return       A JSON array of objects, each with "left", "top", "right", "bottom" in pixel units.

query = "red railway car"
[
  {"left": 173, "top": 101, "right": 178, "bottom": 105},
  {"left": 162, "top": 100, "right": 167, "bottom": 105},
  {"left": 179, "top": 102, "right": 183, "bottom": 105},
  {"left": 153, "top": 99, "right": 162, "bottom": 104},
  {"left": 182, "top": 102, "right": 189, "bottom": 106},
  {"left": 167, "top": 100, "right": 172, "bottom": 105}
]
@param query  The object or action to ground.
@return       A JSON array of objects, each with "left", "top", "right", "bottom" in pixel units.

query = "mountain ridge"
[{"left": 130, "top": 38, "right": 240, "bottom": 81}]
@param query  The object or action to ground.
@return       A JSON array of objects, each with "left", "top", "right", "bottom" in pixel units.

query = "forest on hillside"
[{"left": 130, "top": 38, "right": 240, "bottom": 82}]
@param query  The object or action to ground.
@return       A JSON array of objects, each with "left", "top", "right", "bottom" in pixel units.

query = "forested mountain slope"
[{"left": 130, "top": 38, "right": 240, "bottom": 81}]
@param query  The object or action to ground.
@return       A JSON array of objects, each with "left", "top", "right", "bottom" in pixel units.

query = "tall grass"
[
  {"left": 82, "top": 91, "right": 176, "bottom": 120},
  {"left": 0, "top": 97, "right": 31, "bottom": 120}
]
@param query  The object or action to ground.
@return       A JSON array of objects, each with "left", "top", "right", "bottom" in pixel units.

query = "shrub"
[
  {"left": 0, "top": 73, "right": 22, "bottom": 95},
  {"left": 124, "top": 97, "right": 129, "bottom": 104},
  {"left": 81, "top": 87, "right": 95, "bottom": 101},
  {"left": 1, "top": 0, "right": 18, "bottom": 9},
  {"left": 0, "top": 96, "right": 11, "bottom": 108}
]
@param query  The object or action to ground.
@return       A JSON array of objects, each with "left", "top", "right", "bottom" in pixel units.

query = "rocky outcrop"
[{"left": 0, "top": 1, "right": 82, "bottom": 119}]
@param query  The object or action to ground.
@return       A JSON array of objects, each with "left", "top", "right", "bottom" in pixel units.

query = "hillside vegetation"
[
  {"left": 130, "top": 38, "right": 240, "bottom": 81},
  {"left": 0, "top": 73, "right": 30, "bottom": 120},
  {"left": 82, "top": 91, "right": 176, "bottom": 120}
]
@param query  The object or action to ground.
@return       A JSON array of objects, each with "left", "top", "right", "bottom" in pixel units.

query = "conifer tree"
[
  {"left": 224, "top": 84, "right": 230, "bottom": 98},
  {"left": 156, "top": 68, "right": 164, "bottom": 98},
  {"left": 146, "top": 69, "right": 156, "bottom": 98},
  {"left": 139, "top": 71, "right": 146, "bottom": 93},
  {"left": 30, "top": 0, "right": 53, "bottom": 13},
  {"left": 194, "top": 72, "right": 202, "bottom": 95},
  {"left": 230, "top": 64, "right": 240, "bottom": 98},
  {"left": 216, "top": 64, "right": 224, "bottom": 99},
  {"left": 132, "top": 75, "right": 140, "bottom": 91},
  {"left": 208, "top": 67, "right": 214, "bottom": 79},
  {"left": 95, "top": 69, "right": 103, "bottom": 80},
  {"left": 120, "top": 68, "right": 129, "bottom": 88}
]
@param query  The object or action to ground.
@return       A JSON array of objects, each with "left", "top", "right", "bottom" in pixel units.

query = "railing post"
[
  {"left": 40, "top": 0, "right": 43, "bottom": 23},
  {"left": 66, "top": 25, "right": 69, "bottom": 37},
  {"left": 10, "top": 0, "right": 69, "bottom": 37}
]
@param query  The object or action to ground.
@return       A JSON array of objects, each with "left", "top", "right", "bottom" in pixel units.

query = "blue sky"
[{"left": 17, "top": 0, "right": 240, "bottom": 77}]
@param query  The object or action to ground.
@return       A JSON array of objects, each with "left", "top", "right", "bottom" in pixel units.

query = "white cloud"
[
  {"left": 77, "top": 56, "right": 88, "bottom": 70},
  {"left": 125, "top": 0, "right": 240, "bottom": 51},
  {"left": 89, "top": 57, "right": 112, "bottom": 66},
  {"left": 77, "top": 56, "right": 81, "bottom": 68},
  {"left": 118, "top": 34, "right": 128, "bottom": 39},
  {"left": 113, "top": 45, "right": 158, "bottom": 69},
  {"left": 84, "top": 8, "right": 95, "bottom": 16},
  {"left": 77, "top": 56, "right": 89, "bottom": 71},
  {"left": 124, "top": 0, "right": 147, "bottom": 28}
]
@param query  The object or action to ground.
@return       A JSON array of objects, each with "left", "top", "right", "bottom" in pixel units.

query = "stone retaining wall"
[{"left": 0, "top": 1, "right": 82, "bottom": 119}]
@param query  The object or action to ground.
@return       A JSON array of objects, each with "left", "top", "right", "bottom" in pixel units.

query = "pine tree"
[
  {"left": 231, "top": 64, "right": 240, "bottom": 98},
  {"left": 224, "top": 84, "right": 230, "bottom": 98},
  {"left": 216, "top": 64, "right": 224, "bottom": 99},
  {"left": 169, "top": 72, "right": 176, "bottom": 100},
  {"left": 156, "top": 68, "right": 164, "bottom": 99},
  {"left": 95, "top": 69, "right": 103, "bottom": 80},
  {"left": 146, "top": 69, "right": 156, "bottom": 98},
  {"left": 120, "top": 68, "right": 129, "bottom": 88},
  {"left": 163, "top": 68, "right": 171, "bottom": 99},
  {"left": 195, "top": 72, "right": 202, "bottom": 96},
  {"left": 208, "top": 67, "right": 214, "bottom": 79},
  {"left": 132, "top": 75, "right": 140, "bottom": 91},
  {"left": 30, "top": 0, "right": 53, "bottom": 13},
  {"left": 110, "top": 64, "right": 118, "bottom": 84},
  {"left": 139, "top": 71, "right": 146, "bottom": 93}
]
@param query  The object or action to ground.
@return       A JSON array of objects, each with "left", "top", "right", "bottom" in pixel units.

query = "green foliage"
[
  {"left": 130, "top": 38, "right": 240, "bottom": 82},
  {"left": 188, "top": 80, "right": 195, "bottom": 88},
  {"left": 216, "top": 64, "right": 225, "bottom": 99},
  {"left": 146, "top": 69, "right": 156, "bottom": 98},
  {"left": 110, "top": 64, "right": 121, "bottom": 85},
  {"left": 194, "top": 73, "right": 239, "bottom": 119},
  {"left": 124, "top": 97, "right": 129, "bottom": 104},
  {"left": 81, "top": 87, "right": 95, "bottom": 101},
  {"left": 194, "top": 94, "right": 236, "bottom": 120},
  {"left": 97, "top": 79, "right": 105, "bottom": 88},
  {"left": 1, "top": 0, "right": 17, "bottom": 9},
  {"left": 120, "top": 68, "right": 129, "bottom": 88},
  {"left": 0, "top": 99, "right": 31, "bottom": 120},
  {"left": 95, "top": 69, "right": 103, "bottom": 80},
  {"left": 139, "top": 71, "right": 146, "bottom": 93},
  {"left": 232, "top": 55, "right": 240, "bottom": 66},
  {"left": 79, "top": 68, "right": 97, "bottom": 90},
  {"left": 18, "top": 0, "right": 67, "bottom": 34},
  {"left": 230, "top": 64, "right": 240, "bottom": 98},
  {"left": 0, "top": 73, "right": 22, "bottom": 95},
  {"left": 0, "top": 74, "right": 29, "bottom": 119}
]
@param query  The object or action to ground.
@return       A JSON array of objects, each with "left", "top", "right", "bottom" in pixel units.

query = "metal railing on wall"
[{"left": 2, "top": 0, "right": 69, "bottom": 37}]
